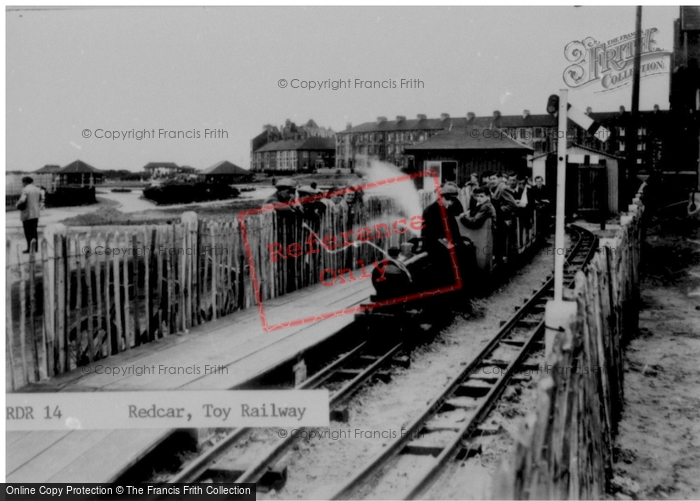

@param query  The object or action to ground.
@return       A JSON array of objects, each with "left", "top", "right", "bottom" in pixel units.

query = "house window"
[{"left": 303, "top": 151, "right": 308, "bottom": 158}]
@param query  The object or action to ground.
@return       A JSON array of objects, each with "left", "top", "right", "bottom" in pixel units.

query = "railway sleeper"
[
  {"left": 402, "top": 443, "right": 446, "bottom": 457},
  {"left": 481, "top": 359, "right": 508, "bottom": 368},
  {"left": 331, "top": 369, "right": 392, "bottom": 384},
  {"left": 454, "top": 383, "right": 492, "bottom": 398},
  {"left": 468, "top": 374, "right": 498, "bottom": 384},
  {"left": 204, "top": 461, "right": 287, "bottom": 492},
  {"left": 476, "top": 423, "right": 503, "bottom": 436}
]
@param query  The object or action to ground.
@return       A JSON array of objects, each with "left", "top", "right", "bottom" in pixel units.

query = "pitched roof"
[
  {"left": 254, "top": 136, "right": 335, "bottom": 153},
  {"left": 203, "top": 160, "right": 249, "bottom": 175},
  {"left": 405, "top": 127, "right": 533, "bottom": 152},
  {"left": 60, "top": 160, "right": 102, "bottom": 173},
  {"left": 143, "top": 162, "right": 180, "bottom": 170},
  {"left": 34, "top": 164, "right": 61, "bottom": 173}
]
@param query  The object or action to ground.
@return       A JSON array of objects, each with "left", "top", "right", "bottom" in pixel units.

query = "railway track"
[
  {"left": 163, "top": 334, "right": 412, "bottom": 488},
  {"left": 328, "top": 225, "right": 597, "bottom": 500},
  {"left": 133, "top": 225, "right": 593, "bottom": 497}
]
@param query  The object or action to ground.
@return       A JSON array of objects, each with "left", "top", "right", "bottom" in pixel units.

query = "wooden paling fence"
[
  {"left": 5, "top": 194, "right": 419, "bottom": 391},
  {"left": 494, "top": 183, "right": 647, "bottom": 499}
]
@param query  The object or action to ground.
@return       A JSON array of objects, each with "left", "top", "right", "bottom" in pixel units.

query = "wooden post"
[
  {"left": 131, "top": 233, "right": 141, "bottom": 345},
  {"left": 94, "top": 234, "right": 103, "bottom": 358},
  {"left": 7, "top": 241, "right": 16, "bottom": 390},
  {"left": 104, "top": 232, "right": 113, "bottom": 356},
  {"left": 83, "top": 235, "right": 94, "bottom": 363},
  {"left": 121, "top": 232, "right": 132, "bottom": 349},
  {"left": 112, "top": 231, "right": 123, "bottom": 353}
]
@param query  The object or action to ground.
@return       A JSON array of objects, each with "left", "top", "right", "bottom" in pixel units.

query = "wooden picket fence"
[
  {"left": 494, "top": 183, "right": 647, "bottom": 499},
  {"left": 5, "top": 194, "right": 422, "bottom": 391}
]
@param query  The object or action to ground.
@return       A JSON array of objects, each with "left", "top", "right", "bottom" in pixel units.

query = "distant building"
[
  {"left": 34, "top": 164, "right": 61, "bottom": 174},
  {"left": 405, "top": 126, "right": 532, "bottom": 187},
  {"left": 252, "top": 137, "right": 336, "bottom": 173},
  {"left": 58, "top": 160, "right": 104, "bottom": 185},
  {"left": 532, "top": 144, "right": 623, "bottom": 214},
  {"left": 202, "top": 160, "right": 251, "bottom": 183},
  {"left": 143, "top": 162, "right": 185, "bottom": 178},
  {"left": 250, "top": 119, "right": 335, "bottom": 172},
  {"left": 338, "top": 110, "right": 670, "bottom": 174}
]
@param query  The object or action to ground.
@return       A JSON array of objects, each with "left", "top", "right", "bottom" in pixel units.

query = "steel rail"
[
  {"left": 167, "top": 341, "right": 370, "bottom": 484},
  {"left": 168, "top": 340, "right": 405, "bottom": 485},
  {"left": 329, "top": 226, "right": 596, "bottom": 500},
  {"left": 234, "top": 341, "right": 405, "bottom": 485}
]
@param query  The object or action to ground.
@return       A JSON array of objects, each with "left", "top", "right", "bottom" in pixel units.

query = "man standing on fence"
[{"left": 16, "top": 176, "right": 45, "bottom": 254}]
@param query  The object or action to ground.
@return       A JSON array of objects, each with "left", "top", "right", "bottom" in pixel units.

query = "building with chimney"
[
  {"left": 250, "top": 119, "right": 335, "bottom": 172},
  {"left": 337, "top": 109, "right": 669, "bottom": 174}
]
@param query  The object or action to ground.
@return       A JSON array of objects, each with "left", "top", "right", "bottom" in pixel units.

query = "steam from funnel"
[{"left": 357, "top": 158, "right": 424, "bottom": 236}]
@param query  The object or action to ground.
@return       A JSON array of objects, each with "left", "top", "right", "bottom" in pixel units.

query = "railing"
[
  {"left": 494, "top": 183, "right": 647, "bottom": 499},
  {"left": 5, "top": 195, "right": 415, "bottom": 391}
]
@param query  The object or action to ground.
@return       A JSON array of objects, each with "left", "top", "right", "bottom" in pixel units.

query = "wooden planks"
[
  {"left": 496, "top": 184, "right": 647, "bottom": 499},
  {"left": 6, "top": 194, "right": 419, "bottom": 389}
]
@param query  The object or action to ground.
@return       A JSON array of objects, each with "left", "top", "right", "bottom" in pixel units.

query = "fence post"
[{"left": 544, "top": 300, "right": 578, "bottom": 359}]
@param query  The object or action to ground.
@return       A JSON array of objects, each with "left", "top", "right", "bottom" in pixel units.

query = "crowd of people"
[{"left": 421, "top": 171, "right": 552, "bottom": 268}]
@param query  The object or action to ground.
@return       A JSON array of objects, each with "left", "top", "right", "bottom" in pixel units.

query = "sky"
[{"left": 6, "top": 5, "right": 679, "bottom": 172}]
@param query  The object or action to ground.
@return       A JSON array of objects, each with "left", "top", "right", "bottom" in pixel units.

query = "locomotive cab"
[{"left": 370, "top": 236, "right": 475, "bottom": 304}]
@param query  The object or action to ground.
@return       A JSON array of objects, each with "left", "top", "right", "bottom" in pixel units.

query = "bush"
[{"left": 143, "top": 182, "right": 239, "bottom": 205}]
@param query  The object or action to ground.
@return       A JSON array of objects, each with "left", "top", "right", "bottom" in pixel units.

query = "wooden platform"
[{"left": 6, "top": 276, "right": 374, "bottom": 483}]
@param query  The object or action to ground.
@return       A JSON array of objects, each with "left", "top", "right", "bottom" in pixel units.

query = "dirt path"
[{"left": 611, "top": 212, "right": 700, "bottom": 500}]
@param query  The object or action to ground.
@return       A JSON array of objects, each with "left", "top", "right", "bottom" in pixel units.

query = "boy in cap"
[{"left": 263, "top": 178, "right": 303, "bottom": 214}]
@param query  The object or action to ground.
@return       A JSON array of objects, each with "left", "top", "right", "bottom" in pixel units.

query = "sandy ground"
[
  {"left": 254, "top": 237, "right": 562, "bottom": 500},
  {"left": 610, "top": 211, "right": 700, "bottom": 500}
]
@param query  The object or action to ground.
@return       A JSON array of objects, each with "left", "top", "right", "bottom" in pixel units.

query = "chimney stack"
[
  {"left": 585, "top": 107, "right": 593, "bottom": 116},
  {"left": 417, "top": 114, "right": 427, "bottom": 120},
  {"left": 466, "top": 112, "right": 476, "bottom": 123},
  {"left": 396, "top": 115, "right": 406, "bottom": 123},
  {"left": 440, "top": 113, "right": 450, "bottom": 121},
  {"left": 522, "top": 109, "right": 531, "bottom": 119},
  {"left": 346, "top": 122, "right": 352, "bottom": 131},
  {"left": 377, "top": 116, "right": 387, "bottom": 124}
]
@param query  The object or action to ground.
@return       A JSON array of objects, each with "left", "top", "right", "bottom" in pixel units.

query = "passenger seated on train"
[
  {"left": 298, "top": 185, "right": 326, "bottom": 223},
  {"left": 263, "top": 178, "right": 304, "bottom": 215},
  {"left": 422, "top": 182, "right": 464, "bottom": 255},
  {"left": 459, "top": 188, "right": 497, "bottom": 229},
  {"left": 466, "top": 173, "right": 480, "bottom": 214},
  {"left": 530, "top": 176, "right": 551, "bottom": 207},
  {"left": 488, "top": 172, "right": 518, "bottom": 223},
  {"left": 422, "top": 182, "right": 476, "bottom": 304}
]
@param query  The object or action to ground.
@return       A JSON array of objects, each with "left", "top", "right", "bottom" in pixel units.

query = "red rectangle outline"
[{"left": 238, "top": 170, "right": 462, "bottom": 331}]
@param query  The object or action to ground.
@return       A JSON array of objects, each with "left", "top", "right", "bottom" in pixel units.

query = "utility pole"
[{"left": 628, "top": 6, "right": 643, "bottom": 196}]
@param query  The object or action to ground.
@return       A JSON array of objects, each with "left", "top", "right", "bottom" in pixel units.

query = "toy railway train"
[{"left": 362, "top": 205, "right": 547, "bottom": 328}]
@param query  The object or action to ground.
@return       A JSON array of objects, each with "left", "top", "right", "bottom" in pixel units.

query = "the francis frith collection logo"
[{"left": 563, "top": 28, "right": 671, "bottom": 92}]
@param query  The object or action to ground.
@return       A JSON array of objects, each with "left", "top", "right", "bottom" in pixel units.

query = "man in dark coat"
[
  {"left": 422, "top": 182, "right": 464, "bottom": 255},
  {"left": 460, "top": 188, "right": 496, "bottom": 229},
  {"left": 16, "top": 176, "right": 45, "bottom": 253}
]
